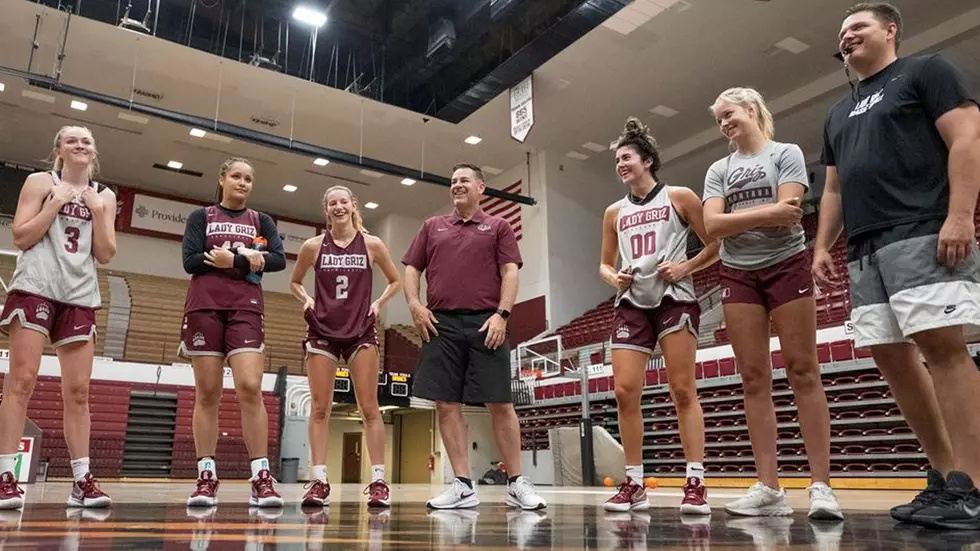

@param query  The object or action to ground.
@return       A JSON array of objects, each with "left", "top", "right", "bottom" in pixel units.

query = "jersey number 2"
[
  {"left": 336, "top": 275, "right": 349, "bottom": 299},
  {"left": 629, "top": 231, "right": 657, "bottom": 260},
  {"left": 64, "top": 226, "right": 80, "bottom": 253}
]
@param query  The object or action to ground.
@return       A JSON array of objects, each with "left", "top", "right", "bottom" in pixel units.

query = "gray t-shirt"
[{"left": 702, "top": 141, "right": 808, "bottom": 270}]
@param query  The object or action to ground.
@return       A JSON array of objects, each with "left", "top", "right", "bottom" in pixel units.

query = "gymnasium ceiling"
[{"left": 0, "top": 0, "right": 978, "bottom": 226}]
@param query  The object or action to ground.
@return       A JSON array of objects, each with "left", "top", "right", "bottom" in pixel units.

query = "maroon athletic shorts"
[
  {"left": 610, "top": 297, "right": 700, "bottom": 354},
  {"left": 178, "top": 310, "right": 264, "bottom": 358},
  {"left": 719, "top": 250, "right": 814, "bottom": 311},
  {"left": 305, "top": 325, "right": 378, "bottom": 363},
  {"left": 0, "top": 291, "right": 97, "bottom": 348}
]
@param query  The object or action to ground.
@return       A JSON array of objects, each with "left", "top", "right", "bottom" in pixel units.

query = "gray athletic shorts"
[{"left": 847, "top": 223, "right": 980, "bottom": 348}]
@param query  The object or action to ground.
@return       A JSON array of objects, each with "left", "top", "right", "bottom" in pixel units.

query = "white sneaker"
[
  {"left": 506, "top": 476, "right": 547, "bottom": 510},
  {"left": 426, "top": 478, "right": 480, "bottom": 509},
  {"left": 724, "top": 482, "right": 793, "bottom": 517},
  {"left": 808, "top": 482, "right": 844, "bottom": 520}
]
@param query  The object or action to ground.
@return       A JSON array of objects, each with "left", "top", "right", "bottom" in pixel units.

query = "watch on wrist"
[{"left": 496, "top": 309, "right": 511, "bottom": 320}]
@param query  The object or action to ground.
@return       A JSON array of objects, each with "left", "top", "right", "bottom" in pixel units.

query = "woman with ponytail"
[
  {"left": 702, "top": 87, "right": 840, "bottom": 519},
  {"left": 599, "top": 117, "right": 719, "bottom": 514},
  {"left": 180, "top": 157, "right": 287, "bottom": 508},
  {"left": 289, "top": 185, "right": 401, "bottom": 508}
]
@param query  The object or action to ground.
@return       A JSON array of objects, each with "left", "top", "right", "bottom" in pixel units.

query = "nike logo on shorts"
[
  {"left": 244, "top": 339, "right": 256, "bottom": 344},
  {"left": 73, "top": 325, "right": 87, "bottom": 330},
  {"left": 798, "top": 287, "right": 810, "bottom": 294}
]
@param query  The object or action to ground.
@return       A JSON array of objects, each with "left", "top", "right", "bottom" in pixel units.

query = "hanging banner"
[{"left": 510, "top": 74, "right": 534, "bottom": 143}]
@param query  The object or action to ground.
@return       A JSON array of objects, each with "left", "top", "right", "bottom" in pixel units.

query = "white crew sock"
[
  {"left": 626, "top": 465, "right": 644, "bottom": 486},
  {"left": 0, "top": 454, "right": 16, "bottom": 476},
  {"left": 70, "top": 457, "right": 90, "bottom": 482},
  {"left": 250, "top": 457, "right": 270, "bottom": 479},
  {"left": 686, "top": 462, "right": 705, "bottom": 481},
  {"left": 198, "top": 457, "right": 216, "bottom": 479},
  {"left": 312, "top": 464, "right": 327, "bottom": 483},
  {"left": 371, "top": 464, "right": 386, "bottom": 483}
]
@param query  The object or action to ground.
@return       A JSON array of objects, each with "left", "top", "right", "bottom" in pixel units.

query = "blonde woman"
[
  {"left": 0, "top": 126, "right": 116, "bottom": 510},
  {"left": 702, "top": 88, "right": 840, "bottom": 519},
  {"left": 290, "top": 185, "right": 401, "bottom": 508}
]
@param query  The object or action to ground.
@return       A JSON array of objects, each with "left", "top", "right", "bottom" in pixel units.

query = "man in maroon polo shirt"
[{"left": 402, "top": 163, "right": 546, "bottom": 511}]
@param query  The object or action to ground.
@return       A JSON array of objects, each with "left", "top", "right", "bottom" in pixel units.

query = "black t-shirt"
[{"left": 820, "top": 54, "right": 978, "bottom": 240}]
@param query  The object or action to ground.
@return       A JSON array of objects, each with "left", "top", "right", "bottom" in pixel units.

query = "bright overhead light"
[
  {"left": 167, "top": 161, "right": 183, "bottom": 170},
  {"left": 364, "top": 202, "right": 379, "bottom": 209},
  {"left": 189, "top": 128, "right": 207, "bottom": 138},
  {"left": 401, "top": 178, "right": 416, "bottom": 186},
  {"left": 282, "top": 184, "right": 298, "bottom": 192},
  {"left": 313, "top": 158, "right": 330, "bottom": 166},
  {"left": 70, "top": 100, "right": 88, "bottom": 111},
  {"left": 0, "top": 83, "right": 5, "bottom": 92},
  {"left": 464, "top": 136, "right": 482, "bottom": 145},
  {"left": 293, "top": 6, "right": 327, "bottom": 27}
]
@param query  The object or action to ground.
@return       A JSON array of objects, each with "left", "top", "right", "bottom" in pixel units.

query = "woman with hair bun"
[{"left": 599, "top": 117, "right": 719, "bottom": 514}]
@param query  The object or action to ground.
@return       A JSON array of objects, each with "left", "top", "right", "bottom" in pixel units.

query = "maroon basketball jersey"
[
  {"left": 309, "top": 231, "right": 373, "bottom": 339},
  {"left": 184, "top": 206, "right": 264, "bottom": 314}
]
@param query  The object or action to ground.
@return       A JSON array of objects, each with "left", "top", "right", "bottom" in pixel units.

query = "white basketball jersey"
[
  {"left": 8, "top": 171, "right": 102, "bottom": 308},
  {"left": 614, "top": 184, "right": 697, "bottom": 309}
]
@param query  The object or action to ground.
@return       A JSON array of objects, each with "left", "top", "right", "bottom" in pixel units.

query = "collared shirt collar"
[{"left": 450, "top": 209, "right": 488, "bottom": 225}]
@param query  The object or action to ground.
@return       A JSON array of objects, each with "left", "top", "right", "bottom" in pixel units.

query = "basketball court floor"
[{"left": 1, "top": 482, "right": 972, "bottom": 549}]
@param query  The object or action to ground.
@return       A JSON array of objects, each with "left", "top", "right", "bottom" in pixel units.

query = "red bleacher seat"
[
  {"left": 771, "top": 350, "right": 785, "bottom": 370},
  {"left": 817, "top": 343, "right": 831, "bottom": 364},
  {"left": 830, "top": 340, "right": 853, "bottom": 362},
  {"left": 718, "top": 357, "right": 736, "bottom": 376}
]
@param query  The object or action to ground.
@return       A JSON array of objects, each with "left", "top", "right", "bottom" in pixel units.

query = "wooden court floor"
[{"left": 1, "top": 482, "right": 976, "bottom": 549}]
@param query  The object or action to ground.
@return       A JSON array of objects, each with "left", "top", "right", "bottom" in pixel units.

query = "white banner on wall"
[
  {"left": 130, "top": 194, "right": 199, "bottom": 236},
  {"left": 277, "top": 220, "right": 318, "bottom": 256}
]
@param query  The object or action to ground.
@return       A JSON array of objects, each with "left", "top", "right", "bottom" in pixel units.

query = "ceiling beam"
[{"left": 660, "top": 5, "right": 980, "bottom": 166}]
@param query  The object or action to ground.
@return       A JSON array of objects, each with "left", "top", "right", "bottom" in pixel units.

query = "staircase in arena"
[{"left": 121, "top": 390, "right": 178, "bottom": 478}]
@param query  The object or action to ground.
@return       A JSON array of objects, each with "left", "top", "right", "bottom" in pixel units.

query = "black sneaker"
[
  {"left": 910, "top": 471, "right": 980, "bottom": 530},
  {"left": 890, "top": 469, "right": 945, "bottom": 523}
]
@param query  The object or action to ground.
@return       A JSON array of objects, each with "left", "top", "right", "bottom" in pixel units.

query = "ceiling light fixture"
[
  {"left": 364, "top": 202, "right": 379, "bottom": 209},
  {"left": 70, "top": 100, "right": 88, "bottom": 111},
  {"left": 464, "top": 136, "right": 482, "bottom": 145},
  {"left": 189, "top": 128, "right": 207, "bottom": 138},
  {"left": 401, "top": 178, "right": 416, "bottom": 186},
  {"left": 167, "top": 160, "right": 183, "bottom": 170},
  {"left": 0, "top": 83, "right": 5, "bottom": 92},
  {"left": 313, "top": 158, "right": 330, "bottom": 166},
  {"left": 292, "top": 6, "right": 327, "bottom": 27},
  {"left": 282, "top": 184, "right": 298, "bottom": 192}
]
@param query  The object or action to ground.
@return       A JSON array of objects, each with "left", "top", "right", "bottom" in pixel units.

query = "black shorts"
[{"left": 411, "top": 310, "right": 512, "bottom": 406}]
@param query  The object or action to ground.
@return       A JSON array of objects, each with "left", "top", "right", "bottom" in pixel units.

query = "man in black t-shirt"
[{"left": 812, "top": 2, "right": 980, "bottom": 531}]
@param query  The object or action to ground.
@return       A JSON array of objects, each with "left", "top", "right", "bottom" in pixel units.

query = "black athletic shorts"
[{"left": 411, "top": 309, "right": 512, "bottom": 406}]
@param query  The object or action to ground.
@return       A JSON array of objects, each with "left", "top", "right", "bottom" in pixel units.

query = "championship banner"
[{"left": 277, "top": 220, "right": 318, "bottom": 257}]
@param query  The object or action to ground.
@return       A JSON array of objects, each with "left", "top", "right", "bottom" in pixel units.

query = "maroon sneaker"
[
  {"left": 603, "top": 479, "right": 649, "bottom": 512},
  {"left": 250, "top": 470, "right": 283, "bottom": 508},
  {"left": 0, "top": 472, "right": 24, "bottom": 510},
  {"left": 187, "top": 470, "right": 220, "bottom": 507},
  {"left": 680, "top": 477, "right": 711, "bottom": 515},
  {"left": 365, "top": 480, "right": 391, "bottom": 508},
  {"left": 302, "top": 479, "right": 331, "bottom": 507},
  {"left": 67, "top": 473, "right": 111, "bottom": 508}
]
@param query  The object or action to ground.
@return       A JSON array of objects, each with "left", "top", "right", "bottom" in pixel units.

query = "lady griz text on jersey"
[{"left": 319, "top": 253, "right": 368, "bottom": 270}]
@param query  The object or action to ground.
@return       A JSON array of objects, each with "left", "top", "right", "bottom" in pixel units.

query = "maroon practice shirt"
[
  {"left": 308, "top": 231, "right": 374, "bottom": 339},
  {"left": 183, "top": 206, "right": 264, "bottom": 314},
  {"left": 402, "top": 210, "right": 522, "bottom": 311}
]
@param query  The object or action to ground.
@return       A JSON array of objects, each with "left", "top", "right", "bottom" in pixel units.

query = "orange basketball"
[
  {"left": 644, "top": 477, "right": 658, "bottom": 489},
  {"left": 603, "top": 476, "right": 615, "bottom": 487}
]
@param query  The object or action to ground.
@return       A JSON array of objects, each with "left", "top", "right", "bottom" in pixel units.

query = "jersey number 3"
[
  {"left": 336, "top": 275, "right": 349, "bottom": 299},
  {"left": 64, "top": 226, "right": 81, "bottom": 254},
  {"left": 629, "top": 231, "right": 657, "bottom": 260}
]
